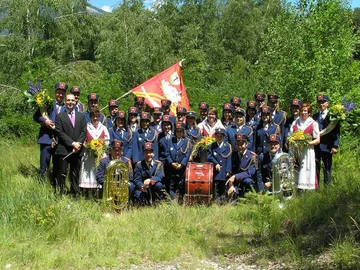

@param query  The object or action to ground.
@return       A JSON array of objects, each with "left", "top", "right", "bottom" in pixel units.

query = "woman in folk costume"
[
  {"left": 198, "top": 107, "right": 225, "bottom": 138},
  {"left": 290, "top": 103, "right": 320, "bottom": 190},
  {"left": 109, "top": 111, "right": 133, "bottom": 159},
  {"left": 79, "top": 108, "right": 110, "bottom": 195}
]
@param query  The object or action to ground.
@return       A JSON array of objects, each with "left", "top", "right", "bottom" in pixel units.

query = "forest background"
[{"left": 1, "top": 0, "right": 360, "bottom": 268}]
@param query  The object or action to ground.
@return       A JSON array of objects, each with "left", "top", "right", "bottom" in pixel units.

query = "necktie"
[{"left": 69, "top": 111, "right": 75, "bottom": 127}]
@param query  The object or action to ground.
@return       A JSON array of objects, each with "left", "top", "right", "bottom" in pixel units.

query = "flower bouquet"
[
  {"left": 321, "top": 97, "right": 356, "bottom": 136},
  {"left": 190, "top": 136, "right": 216, "bottom": 161},
  {"left": 84, "top": 139, "right": 107, "bottom": 167},
  {"left": 24, "top": 80, "right": 53, "bottom": 123},
  {"left": 286, "top": 130, "right": 312, "bottom": 165}
]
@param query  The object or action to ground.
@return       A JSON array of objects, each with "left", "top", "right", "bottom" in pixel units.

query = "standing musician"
[
  {"left": 227, "top": 134, "right": 258, "bottom": 198},
  {"left": 134, "top": 97, "right": 146, "bottom": 115},
  {"left": 161, "top": 99, "right": 176, "bottom": 124},
  {"left": 150, "top": 107, "right": 163, "bottom": 133},
  {"left": 230, "top": 97, "right": 241, "bottom": 111},
  {"left": 84, "top": 93, "right": 106, "bottom": 124},
  {"left": 185, "top": 111, "right": 201, "bottom": 147},
  {"left": 128, "top": 107, "right": 140, "bottom": 133},
  {"left": 96, "top": 140, "right": 135, "bottom": 202},
  {"left": 158, "top": 115, "right": 173, "bottom": 192},
  {"left": 105, "top": 100, "right": 119, "bottom": 130},
  {"left": 197, "top": 102, "right": 209, "bottom": 124},
  {"left": 221, "top": 103, "right": 234, "bottom": 128},
  {"left": 207, "top": 128, "right": 232, "bottom": 200},
  {"left": 226, "top": 109, "right": 254, "bottom": 151},
  {"left": 33, "top": 82, "right": 67, "bottom": 181},
  {"left": 109, "top": 111, "right": 133, "bottom": 159},
  {"left": 245, "top": 100, "right": 260, "bottom": 130},
  {"left": 254, "top": 93, "right": 266, "bottom": 119},
  {"left": 134, "top": 142, "right": 164, "bottom": 204},
  {"left": 70, "top": 86, "right": 84, "bottom": 112},
  {"left": 176, "top": 106, "right": 187, "bottom": 122},
  {"left": 267, "top": 94, "right": 287, "bottom": 148},
  {"left": 166, "top": 122, "right": 192, "bottom": 200},
  {"left": 284, "top": 99, "right": 302, "bottom": 152}
]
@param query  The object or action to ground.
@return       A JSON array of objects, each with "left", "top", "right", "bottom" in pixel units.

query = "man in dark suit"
[
  {"left": 54, "top": 93, "right": 87, "bottom": 195},
  {"left": 314, "top": 94, "right": 340, "bottom": 186},
  {"left": 33, "top": 82, "right": 67, "bottom": 181}
]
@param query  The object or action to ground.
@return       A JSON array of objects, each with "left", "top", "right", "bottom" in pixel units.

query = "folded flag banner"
[{"left": 131, "top": 61, "right": 189, "bottom": 115}]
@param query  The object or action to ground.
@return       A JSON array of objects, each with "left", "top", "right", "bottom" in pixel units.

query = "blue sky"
[{"left": 89, "top": 0, "right": 360, "bottom": 12}]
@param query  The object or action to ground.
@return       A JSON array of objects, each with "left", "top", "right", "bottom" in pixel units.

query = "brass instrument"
[
  {"left": 271, "top": 152, "right": 296, "bottom": 202},
  {"left": 102, "top": 160, "right": 129, "bottom": 211}
]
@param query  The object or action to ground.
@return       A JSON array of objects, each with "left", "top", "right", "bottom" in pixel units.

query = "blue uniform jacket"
[
  {"left": 33, "top": 100, "right": 65, "bottom": 145},
  {"left": 259, "top": 152, "right": 274, "bottom": 184},
  {"left": 134, "top": 160, "right": 164, "bottom": 188},
  {"left": 185, "top": 127, "right": 201, "bottom": 146},
  {"left": 313, "top": 112, "right": 340, "bottom": 152},
  {"left": 105, "top": 116, "right": 116, "bottom": 131},
  {"left": 132, "top": 129, "right": 159, "bottom": 163},
  {"left": 272, "top": 110, "right": 287, "bottom": 147},
  {"left": 166, "top": 137, "right": 191, "bottom": 167},
  {"left": 226, "top": 125, "right": 254, "bottom": 151},
  {"left": 207, "top": 142, "right": 232, "bottom": 181},
  {"left": 255, "top": 123, "right": 279, "bottom": 155},
  {"left": 109, "top": 128, "right": 133, "bottom": 159},
  {"left": 96, "top": 156, "right": 134, "bottom": 186},
  {"left": 158, "top": 132, "right": 172, "bottom": 165},
  {"left": 232, "top": 150, "right": 257, "bottom": 182}
]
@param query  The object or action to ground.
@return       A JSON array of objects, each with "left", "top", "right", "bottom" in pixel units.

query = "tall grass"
[{"left": 1, "top": 137, "right": 360, "bottom": 268}]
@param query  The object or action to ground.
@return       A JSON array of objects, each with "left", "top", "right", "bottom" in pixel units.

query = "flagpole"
[{"left": 99, "top": 90, "right": 132, "bottom": 112}]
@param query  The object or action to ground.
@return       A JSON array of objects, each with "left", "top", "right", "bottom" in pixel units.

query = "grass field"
[{"left": 1, "top": 138, "right": 360, "bottom": 269}]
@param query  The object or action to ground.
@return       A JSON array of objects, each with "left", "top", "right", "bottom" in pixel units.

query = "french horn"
[{"left": 102, "top": 160, "right": 129, "bottom": 210}]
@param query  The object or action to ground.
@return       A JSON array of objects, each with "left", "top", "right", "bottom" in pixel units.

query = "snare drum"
[{"left": 184, "top": 162, "right": 213, "bottom": 204}]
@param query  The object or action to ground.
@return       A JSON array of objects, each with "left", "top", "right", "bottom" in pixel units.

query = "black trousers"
[{"left": 315, "top": 149, "right": 333, "bottom": 186}]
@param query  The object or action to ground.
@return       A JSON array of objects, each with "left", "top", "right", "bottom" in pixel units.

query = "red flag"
[{"left": 131, "top": 61, "right": 189, "bottom": 115}]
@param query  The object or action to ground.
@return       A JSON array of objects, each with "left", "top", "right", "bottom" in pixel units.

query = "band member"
[
  {"left": 267, "top": 94, "right": 286, "bottom": 148},
  {"left": 161, "top": 99, "right": 176, "bottom": 124},
  {"left": 255, "top": 106, "right": 281, "bottom": 155},
  {"left": 150, "top": 107, "right": 163, "bottom": 133},
  {"left": 255, "top": 92, "right": 266, "bottom": 119},
  {"left": 109, "top": 111, "right": 133, "bottom": 159},
  {"left": 197, "top": 102, "right": 209, "bottom": 124},
  {"left": 105, "top": 100, "right": 119, "bottom": 130},
  {"left": 53, "top": 93, "right": 87, "bottom": 196},
  {"left": 134, "top": 97, "right": 146, "bottom": 114},
  {"left": 70, "top": 86, "right": 84, "bottom": 112},
  {"left": 284, "top": 99, "right": 302, "bottom": 152},
  {"left": 207, "top": 128, "right": 232, "bottom": 200},
  {"left": 227, "top": 134, "right": 258, "bottom": 198},
  {"left": 128, "top": 107, "right": 140, "bottom": 133},
  {"left": 176, "top": 106, "right": 187, "bottom": 122},
  {"left": 134, "top": 142, "right": 164, "bottom": 204},
  {"left": 84, "top": 93, "right": 106, "bottom": 124},
  {"left": 158, "top": 115, "right": 173, "bottom": 192},
  {"left": 96, "top": 140, "right": 135, "bottom": 202},
  {"left": 166, "top": 122, "right": 192, "bottom": 200},
  {"left": 245, "top": 100, "right": 259, "bottom": 130},
  {"left": 226, "top": 109, "right": 254, "bottom": 151},
  {"left": 221, "top": 103, "right": 234, "bottom": 128},
  {"left": 198, "top": 107, "right": 225, "bottom": 138},
  {"left": 259, "top": 134, "right": 282, "bottom": 191},
  {"left": 314, "top": 94, "right": 340, "bottom": 186},
  {"left": 33, "top": 81, "right": 67, "bottom": 180},
  {"left": 132, "top": 112, "right": 159, "bottom": 163},
  {"left": 230, "top": 97, "right": 241, "bottom": 111},
  {"left": 185, "top": 111, "right": 201, "bottom": 146}
]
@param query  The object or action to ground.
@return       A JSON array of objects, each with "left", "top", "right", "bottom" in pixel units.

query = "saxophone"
[{"left": 102, "top": 160, "right": 129, "bottom": 211}]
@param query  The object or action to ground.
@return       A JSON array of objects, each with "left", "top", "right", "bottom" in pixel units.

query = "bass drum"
[{"left": 184, "top": 162, "right": 213, "bottom": 205}]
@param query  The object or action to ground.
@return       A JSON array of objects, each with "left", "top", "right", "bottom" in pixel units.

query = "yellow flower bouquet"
[
  {"left": 286, "top": 130, "right": 312, "bottom": 151},
  {"left": 190, "top": 136, "right": 216, "bottom": 161},
  {"left": 84, "top": 139, "right": 107, "bottom": 167}
]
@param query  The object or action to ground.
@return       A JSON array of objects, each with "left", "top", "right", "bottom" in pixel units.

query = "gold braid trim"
[
  {"left": 240, "top": 154, "right": 256, "bottom": 171},
  {"left": 125, "top": 129, "right": 133, "bottom": 143},
  {"left": 153, "top": 160, "right": 164, "bottom": 177},
  {"left": 219, "top": 143, "right": 232, "bottom": 158},
  {"left": 180, "top": 139, "right": 190, "bottom": 154},
  {"left": 145, "top": 129, "right": 158, "bottom": 142}
]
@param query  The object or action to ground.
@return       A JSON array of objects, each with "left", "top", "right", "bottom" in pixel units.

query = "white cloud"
[{"left": 101, "top": 5, "right": 112, "bottom": 12}]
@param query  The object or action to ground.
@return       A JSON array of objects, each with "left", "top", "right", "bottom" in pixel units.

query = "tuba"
[
  {"left": 271, "top": 152, "right": 296, "bottom": 202},
  {"left": 102, "top": 160, "right": 129, "bottom": 211}
]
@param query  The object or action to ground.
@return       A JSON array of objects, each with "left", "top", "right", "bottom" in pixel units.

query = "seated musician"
[
  {"left": 207, "top": 128, "right": 232, "bottom": 200},
  {"left": 96, "top": 140, "right": 135, "bottom": 201},
  {"left": 259, "top": 134, "right": 282, "bottom": 191},
  {"left": 133, "top": 142, "right": 164, "bottom": 204},
  {"left": 226, "top": 134, "right": 258, "bottom": 198}
]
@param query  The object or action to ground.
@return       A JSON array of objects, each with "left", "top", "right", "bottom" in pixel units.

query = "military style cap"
[
  {"left": 70, "top": 86, "right": 80, "bottom": 93},
  {"left": 290, "top": 99, "right": 302, "bottom": 107},
  {"left": 230, "top": 97, "right": 241, "bottom": 106},
  {"left": 153, "top": 107, "right": 163, "bottom": 114},
  {"left": 135, "top": 97, "right": 145, "bottom": 104},
  {"left": 223, "top": 103, "right": 233, "bottom": 111},
  {"left": 176, "top": 106, "right": 187, "bottom": 114},
  {"left": 215, "top": 128, "right": 226, "bottom": 135},
  {"left": 87, "top": 93, "right": 99, "bottom": 101},
  {"left": 317, "top": 94, "right": 329, "bottom": 102},
  {"left": 236, "top": 134, "right": 248, "bottom": 142},
  {"left": 108, "top": 100, "right": 119, "bottom": 107},
  {"left": 128, "top": 107, "right": 139, "bottom": 115},
  {"left": 140, "top": 112, "right": 151, "bottom": 120},
  {"left": 114, "top": 111, "right": 126, "bottom": 119},
  {"left": 246, "top": 101, "right": 257, "bottom": 109},
  {"left": 161, "top": 99, "right": 172, "bottom": 107},
  {"left": 269, "top": 134, "right": 281, "bottom": 144},
  {"left": 233, "top": 109, "right": 246, "bottom": 116},
  {"left": 198, "top": 102, "right": 209, "bottom": 110},
  {"left": 175, "top": 121, "right": 186, "bottom": 130},
  {"left": 162, "top": 115, "right": 172, "bottom": 123},
  {"left": 268, "top": 94, "right": 279, "bottom": 102},
  {"left": 143, "top": 142, "right": 154, "bottom": 151},
  {"left": 186, "top": 111, "right": 197, "bottom": 118},
  {"left": 261, "top": 106, "right": 273, "bottom": 114},
  {"left": 55, "top": 82, "right": 68, "bottom": 91},
  {"left": 254, "top": 93, "right": 265, "bottom": 101},
  {"left": 111, "top": 140, "right": 123, "bottom": 149}
]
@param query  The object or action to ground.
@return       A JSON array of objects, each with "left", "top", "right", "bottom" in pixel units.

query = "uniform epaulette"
[
  {"left": 249, "top": 151, "right": 258, "bottom": 157},
  {"left": 136, "top": 161, "right": 142, "bottom": 165},
  {"left": 122, "top": 156, "right": 130, "bottom": 162}
]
